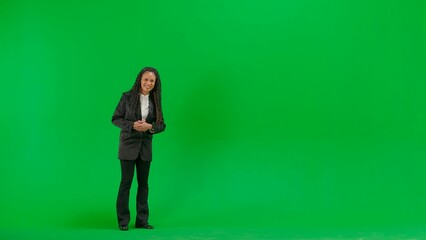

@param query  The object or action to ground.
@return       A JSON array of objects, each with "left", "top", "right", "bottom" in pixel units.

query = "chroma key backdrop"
[{"left": 0, "top": 0, "right": 425, "bottom": 239}]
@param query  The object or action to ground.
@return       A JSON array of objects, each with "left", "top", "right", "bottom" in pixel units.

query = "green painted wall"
[{"left": 1, "top": 0, "right": 425, "bottom": 228}]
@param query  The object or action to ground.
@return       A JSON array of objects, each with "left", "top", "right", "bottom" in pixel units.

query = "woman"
[{"left": 112, "top": 67, "right": 166, "bottom": 231}]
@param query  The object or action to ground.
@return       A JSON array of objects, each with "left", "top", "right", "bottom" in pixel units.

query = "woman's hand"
[{"left": 133, "top": 120, "right": 152, "bottom": 132}]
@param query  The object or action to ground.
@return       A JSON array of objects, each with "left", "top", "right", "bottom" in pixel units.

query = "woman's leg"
[
  {"left": 116, "top": 160, "right": 136, "bottom": 226},
  {"left": 135, "top": 158, "right": 151, "bottom": 226}
]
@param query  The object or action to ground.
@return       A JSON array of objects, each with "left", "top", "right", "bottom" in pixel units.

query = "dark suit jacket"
[{"left": 112, "top": 92, "right": 166, "bottom": 161}]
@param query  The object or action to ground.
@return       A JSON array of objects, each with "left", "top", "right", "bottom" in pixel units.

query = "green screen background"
[{"left": 1, "top": 0, "right": 425, "bottom": 237}]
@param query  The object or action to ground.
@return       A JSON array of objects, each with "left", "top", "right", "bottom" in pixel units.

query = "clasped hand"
[{"left": 133, "top": 120, "right": 152, "bottom": 132}]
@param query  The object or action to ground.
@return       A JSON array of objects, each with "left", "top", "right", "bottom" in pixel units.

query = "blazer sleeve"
[
  {"left": 112, "top": 93, "right": 134, "bottom": 132},
  {"left": 151, "top": 121, "right": 166, "bottom": 134}
]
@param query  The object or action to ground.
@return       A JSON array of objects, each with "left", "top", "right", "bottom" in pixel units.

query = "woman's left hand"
[
  {"left": 133, "top": 120, "right": 152, "bottom": 132},
  {"left": 139, "top": 122, "right": 152, "bottom": 132}
]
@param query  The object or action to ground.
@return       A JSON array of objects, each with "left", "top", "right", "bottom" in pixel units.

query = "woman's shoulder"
[{"left": 121, "top": 91, "right": 133, "bottom": 98}]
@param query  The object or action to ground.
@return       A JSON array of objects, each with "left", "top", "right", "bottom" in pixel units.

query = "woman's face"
[{"left": 140, "top": 71, "right": 156, "bottom": 95}]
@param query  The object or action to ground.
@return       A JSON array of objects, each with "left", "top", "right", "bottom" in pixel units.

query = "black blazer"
[{"left": 112, "top": 92, "right": 166, "bottom": 161}]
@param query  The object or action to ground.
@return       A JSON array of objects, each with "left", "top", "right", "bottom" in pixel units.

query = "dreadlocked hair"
[{"left": 128, "top": 67, "right": 164, "bottom": 124}]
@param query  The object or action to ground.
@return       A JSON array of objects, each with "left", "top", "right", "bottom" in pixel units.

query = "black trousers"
[{"left": 116, "top": 155, "right": 151, "bottom": 226}]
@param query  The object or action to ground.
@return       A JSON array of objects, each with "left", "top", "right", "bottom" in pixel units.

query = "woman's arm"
[
  {"left": 112, "top": 93, "right": 134, "bottom": 132},
  {"left": 149, "top": 121, "right": 166, "bottom": 134}
]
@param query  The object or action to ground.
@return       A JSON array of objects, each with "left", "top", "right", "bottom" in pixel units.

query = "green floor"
[{"left": 1, "top": 225, "right": 425, "bottom": 240}]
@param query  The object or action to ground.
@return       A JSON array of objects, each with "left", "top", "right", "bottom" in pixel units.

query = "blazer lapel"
[
  {"left": 147, "top": 98, "right": 155, "bottom": 122},
  {"left": 136, "top": 95, "right": 142, "bottom": 120}
]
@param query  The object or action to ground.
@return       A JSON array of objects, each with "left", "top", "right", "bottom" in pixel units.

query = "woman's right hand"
[
  {"left": 133, "top": 120, "right": 144, "bottom": 131},
  {"left": 133, "top": 120, "right": 151, "bottom": 132}
]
